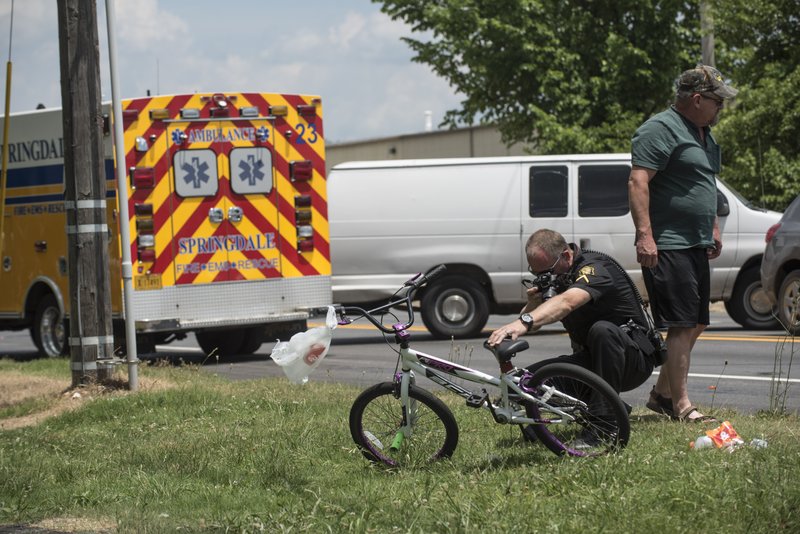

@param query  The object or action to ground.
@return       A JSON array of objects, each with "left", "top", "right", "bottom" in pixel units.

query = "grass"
[{"left": 1, "top": 357, "right": 798, "bottom": 533}]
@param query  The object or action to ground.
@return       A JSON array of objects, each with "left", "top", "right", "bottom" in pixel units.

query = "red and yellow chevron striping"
[{"left": 119, "top": 92, "right": 330, "bottom": 289}]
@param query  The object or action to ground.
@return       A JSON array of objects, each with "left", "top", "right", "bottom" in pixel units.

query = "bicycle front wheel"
[
  {"left": 349, "top": 382, "right": 459, "bottom": 467},
  {"left": 522, "top": 363, "right": 630, "bottom": 457}
]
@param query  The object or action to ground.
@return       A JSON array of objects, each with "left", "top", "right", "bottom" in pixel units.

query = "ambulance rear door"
[{"left": 165, "top": 118, "right": 281, "bottom": 284}]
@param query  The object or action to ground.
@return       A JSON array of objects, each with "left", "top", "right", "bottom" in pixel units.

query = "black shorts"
[{"left": 642, "top": 248, "right": 710, "bottom": 328}]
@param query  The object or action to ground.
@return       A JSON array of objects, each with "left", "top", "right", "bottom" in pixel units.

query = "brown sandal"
[
  {"left": 672, "top": 406, "right": 717, "bottom": 423},
  {"left": 645, "top": 387, "right": 674, "bottom": 417}
]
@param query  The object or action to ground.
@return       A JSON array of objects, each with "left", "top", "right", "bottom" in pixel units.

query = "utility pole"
[
  {"left": 57, "top": 0, "right": 114, "bottom": 386},
  {"left": 700, "top": 1, "right": 715, "bottom": 67}
]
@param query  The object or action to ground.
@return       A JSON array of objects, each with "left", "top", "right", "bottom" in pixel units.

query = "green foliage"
[
  {"left": 375, "top": 0, "right": 800, "bottom": 210},
  {"left": 375, "top": 0, "right": 700, "bottom": 153},
  {"left": 1, "top": 361, "right": 800, "bottom": 532},
  {"left": 713, "top": 0, "right": 800, "bottom": 210}
]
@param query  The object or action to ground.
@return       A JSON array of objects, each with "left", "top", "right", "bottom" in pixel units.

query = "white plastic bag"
[{"left": 270, "top": 306, "right": 337, "bottom": 384}]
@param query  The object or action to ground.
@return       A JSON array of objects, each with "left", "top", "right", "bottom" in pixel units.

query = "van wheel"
[
  {"left": 724, "top": 266, "right": 778, "bottom": 329},
  {"left": 421, "top": 276, "right": 489, "bottom": 339},
  {"left": 777, "top": 270, "right": 800, "bottom": 335},
  {"left": 196, "top": 330, "right": 244, "bottom": 357},
  {"left": 31, "top": 295, "right": 67, "bottom": 358}
]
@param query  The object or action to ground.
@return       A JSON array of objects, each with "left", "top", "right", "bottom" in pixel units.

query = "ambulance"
[{"left": 0, "top": 92, "right": 331, "bottom": 357}]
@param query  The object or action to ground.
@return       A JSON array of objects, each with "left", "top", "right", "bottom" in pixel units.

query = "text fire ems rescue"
[{"left": 0, "top": 92, "right": 332, "bottom": 357}]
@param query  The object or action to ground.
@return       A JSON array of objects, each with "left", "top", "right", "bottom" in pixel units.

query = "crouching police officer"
[{"left": 488, "top": 229, "right": 664, "bottom": 396}]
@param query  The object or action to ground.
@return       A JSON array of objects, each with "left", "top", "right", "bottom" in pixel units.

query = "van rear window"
[
  {"left": 529, "top": 165, "right": 568, "bottom": 217},
  {"left": 578, "top": 164, "right": 630, "bottom": 217}
]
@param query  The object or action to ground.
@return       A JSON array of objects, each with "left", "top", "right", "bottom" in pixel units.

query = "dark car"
[{"left": 761, "top": 195, "right": 800, "bottom": 334}]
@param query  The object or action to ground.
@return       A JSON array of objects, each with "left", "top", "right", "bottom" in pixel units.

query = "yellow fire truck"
[{"left": 0, "top": 92, "right": 331, "bottom": 357}]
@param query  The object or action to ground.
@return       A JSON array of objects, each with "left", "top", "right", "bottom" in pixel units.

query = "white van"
[{"left": 328, "top": 154, "right": 781, "bottom": 338}]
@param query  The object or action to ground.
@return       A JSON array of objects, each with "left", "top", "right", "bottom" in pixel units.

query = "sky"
[{"left": 0, "top": 0, "right": 463, "bottom": 144}]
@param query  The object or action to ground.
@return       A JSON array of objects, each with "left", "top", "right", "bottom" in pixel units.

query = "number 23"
[{"left": 295, "top": 123, "right": 318, "bottom": 145}]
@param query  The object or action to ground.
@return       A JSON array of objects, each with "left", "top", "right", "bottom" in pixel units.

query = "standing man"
[{"left": 629, "top": 64, "right": 737, "bottom": 423}]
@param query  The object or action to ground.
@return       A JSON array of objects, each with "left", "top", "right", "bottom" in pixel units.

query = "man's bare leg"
[{"left": 659, "top": 324, "right": 707, "bottom": 419}]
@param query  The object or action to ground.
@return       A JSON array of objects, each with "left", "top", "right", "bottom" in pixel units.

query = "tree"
[
  {"left": 375, "top": 0, "right": 701, "bottom": 153},
  {"left": 376, "top": 0, "right": 800, "bottom": 210},
  {"left": 713, "top": 0, "right": 800, "bottom": 210}
]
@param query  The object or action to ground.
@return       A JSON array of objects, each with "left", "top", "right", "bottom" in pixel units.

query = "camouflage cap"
[{"left": 677, "top": 64, "right": 738, "bottom": 99}]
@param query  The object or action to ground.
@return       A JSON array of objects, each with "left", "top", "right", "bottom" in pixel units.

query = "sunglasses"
[
  {"left": 528, "top": 250, "right": 564, "bottom": 276},
  {"left": 699, "top": 93, "right": 724, "bottom": 107}
]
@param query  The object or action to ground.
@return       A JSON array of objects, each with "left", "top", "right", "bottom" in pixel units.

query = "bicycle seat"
[{"left": 483, "top": 339, "right": 530, "bottom": 364}]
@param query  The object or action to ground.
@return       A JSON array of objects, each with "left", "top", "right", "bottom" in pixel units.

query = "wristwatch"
[{"left": 519, "top": 313, "right": 535, "bottom": 332}]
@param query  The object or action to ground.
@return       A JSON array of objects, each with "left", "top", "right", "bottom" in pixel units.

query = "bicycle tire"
[
  {"left": 521, "top": 362, "right": 630, "bottom": 457},
  {"left": 349, "top": 382, "right": 459, "bottom": 467}
]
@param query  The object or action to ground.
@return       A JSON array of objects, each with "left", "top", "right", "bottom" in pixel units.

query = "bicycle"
[{"left": 336, "top": 265, "right": 631, "bottom": 468}]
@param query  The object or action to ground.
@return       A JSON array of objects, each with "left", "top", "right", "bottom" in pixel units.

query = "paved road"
[
  {"left": 164, "top": 308, "right": 797, "bottom": 415},
  {"left": 2, "top": 307, "right": 797, "bottom": 415}
]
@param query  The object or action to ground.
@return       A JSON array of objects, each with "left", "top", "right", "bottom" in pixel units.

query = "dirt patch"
[
  {"left": 32, "top": 516, "right": 115, "bottom": 533},
  {"left": 0, "top": 372, "right": 169, "bottom": 431},
  {"left": 0, "top": 373, "right": 65, "bottom": 408},
  {"left": 0, "top": 516, "right": 116, "bottom": 533}
]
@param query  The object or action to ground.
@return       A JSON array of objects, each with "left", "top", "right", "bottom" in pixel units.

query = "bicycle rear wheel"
[
  {"left": 349, "top": 382, "right": 459, "bottom": 467},
  {"left": 521, "top": 363, "right": 630, "bottom": 457}
]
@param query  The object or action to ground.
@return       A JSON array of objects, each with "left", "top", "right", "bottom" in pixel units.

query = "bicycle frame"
[{"left": 395, "top": 342, "right": 581, "bottom": 428}]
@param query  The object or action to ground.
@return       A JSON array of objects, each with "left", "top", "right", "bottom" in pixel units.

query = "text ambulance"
[{"left": 0, "top": 92, "right": 331, "bottom": 357}]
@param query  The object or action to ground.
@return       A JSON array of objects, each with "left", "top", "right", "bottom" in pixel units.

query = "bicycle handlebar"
[
  {"left": 336, "top": 264, "right": 447, "bottom": 334},
  {"left": 414, "top": 264, "right": 447, "bottom": 289}
]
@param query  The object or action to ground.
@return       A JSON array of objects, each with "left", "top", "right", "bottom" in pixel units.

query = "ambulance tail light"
[
  {"left": 149, "top": 108, "right": 170, "bottom": 120},
  {"left": 295, "top": 209, "right": 312, "bottom": 224},
  {"left": 134, "top": 203, "right": 154, "bottom": 216},
  {"left": 137, "top": 230, "right": 156, "bottom": 263},
  {"left": 295, "top": 194, "right": 314, "bottom": 251},
  {"left": 290, "top": 160, "right": 313, "bottom": 182},
  {"left": 180, "top": 108, "right": 201, "bottom": 119},
  {"left": 135, "top": 199, "right": 156, "bottom": 260},
  {"left": 239, "top": 106, "right": 260, "bottom": 117},
  {"left": 130, "top": 167, "right": 155, "bottom": 189},
  {"left": 138, "top": 234, "right": 155, "bottom": 248},
  {"left": 122, "top": 109, "right": 139, "bottom": 127},
  {"left": 269, "top": 105, "right": 288, "bottom": 117},
  {"left": 297, "top": 104, "right": 317, "bottom": 119},
  {"left": 136, "top": 218, "right": 154, "bottom": 232},
  {"left": 138, "top": 248, "right": 156, "bottom": 263},
  {"left": 297, "top": 224, "right": 314, "bottom": 253},
  {"left": 297, "top": 238, "right": 315, "bottom": 253}
]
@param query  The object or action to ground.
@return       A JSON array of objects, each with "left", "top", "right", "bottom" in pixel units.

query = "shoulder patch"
[{"left": 575, "top": 265, "right": 595, "bottom": 284}]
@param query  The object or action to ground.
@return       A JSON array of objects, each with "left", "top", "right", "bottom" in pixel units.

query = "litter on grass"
[{"left": 689, "top": 421, "right": 768, "bottom": 452}]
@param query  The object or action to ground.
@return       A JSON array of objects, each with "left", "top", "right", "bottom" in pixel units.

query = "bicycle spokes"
[
  {"left": 521, "top": 363, "right": 630, "bottom": 457},
  {"left": 350, "top": 382, "right": 458, "bottom": 467}
]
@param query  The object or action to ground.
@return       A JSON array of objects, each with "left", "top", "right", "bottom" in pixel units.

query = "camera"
[{"left": 522, "top": 272, "right": 570, "bottom": 300}]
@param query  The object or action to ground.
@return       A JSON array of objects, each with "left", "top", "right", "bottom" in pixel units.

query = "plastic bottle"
[
  {"left": 690, "top": 435, "right": 714, "bottom": 450},
  {"left": 749, "top": 438, "right": 768, "bottom": 449}
]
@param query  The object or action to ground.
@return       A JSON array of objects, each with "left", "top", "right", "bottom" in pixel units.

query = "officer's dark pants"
[{"left": 525, "top": 320, "right": 654, "bottom": 393}]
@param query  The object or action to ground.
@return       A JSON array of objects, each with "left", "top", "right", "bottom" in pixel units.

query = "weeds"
[{"left": 770, "top": 298, "right": 798, "bottom": 414}]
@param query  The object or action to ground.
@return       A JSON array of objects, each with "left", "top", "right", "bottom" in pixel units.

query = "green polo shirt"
[{"left": 631, "top": 106, "right": 719, "bottom": 250}]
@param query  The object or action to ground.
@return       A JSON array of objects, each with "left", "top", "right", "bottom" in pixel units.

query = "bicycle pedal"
[{"left": 465, "top": 393, "right": 488, "bottom": 408}]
